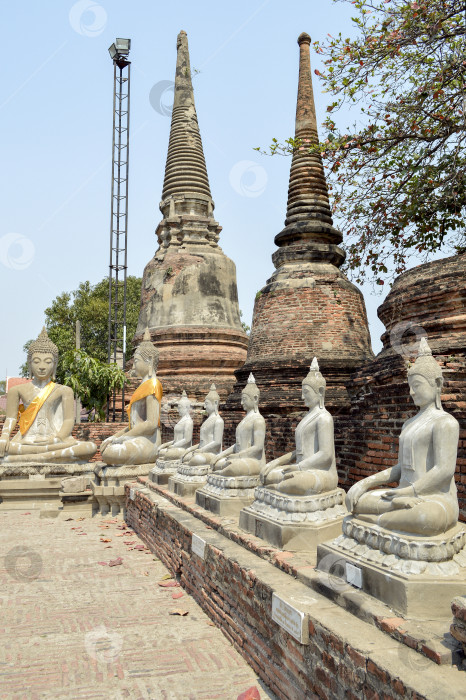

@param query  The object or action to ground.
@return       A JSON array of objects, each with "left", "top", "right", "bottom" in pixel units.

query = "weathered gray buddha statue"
[
  {"left": 345, "top": 337, "right": 459, "bottom": 535},
  {"left": 0, "top": 328, "right": 97, "bottom": 463},
  {"left": 168, "top": 384, "right": 224, "bottom": 496},
  {"left": 211, "top": 374, "right": 265, "bottom": 477},
  {"left": 196, "top": 374, "right": 266, "bottom": 515},
  {"left": 149, "top": 390, "right": 193, "bottom": 484},
  {"left": 181, "top": 384, "right": 224, "bottom": 467},
  {"left": 317, "top": 338, "right": 466, "bottom": 615},
  {"left": 100, "top": 330, "right": 162, "bottom": 466},
  {"left": 239, "top": 359, "right": 346, "bottom": 550},
  {"left": 260, "top": 357, "right": 338, "bottom": 495}
]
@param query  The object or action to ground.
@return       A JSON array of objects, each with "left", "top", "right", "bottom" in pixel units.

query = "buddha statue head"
[
  {"left": 302, "top": 357, "right": 326, "bottom": 409},
  {"left": 134, "top": 328, "right": 160, "bottom": 378},
  {"left": 407, "top": 337, "right": 443, "bottom": 410},
  {"left": 241, "top": 373, "right": 260, "bottom": 414},
  {"left": 178, "top": 390, "right": 191, "bottom": 417},
  {"left": 28, "top": 327, "right": 59, "bottom": 381},
  {"left": 204, "top": 383, "right": 220, "bottom": 415}
]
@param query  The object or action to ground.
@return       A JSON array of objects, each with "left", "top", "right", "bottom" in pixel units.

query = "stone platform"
[
  {"left": 196, "top": 473, "right": 259, "bottom": 516},
  {"left": 239, "top": 487, "right": 347, "bottom": 551},
  {"left": 91, "top": 462, "right": 153, "bottom": 516},
  {"left": 317, "top": 519, "right": 466, "bottom": 618},
  {"left": 168, "top": 463, "right": 211, "bottom": 498},
  {"left": 125, "top": 479, "right": 465, "bottom": 698},
  {"left": 148, "top": 458, "right": 182, "bottom": 486},
  {"left": 0, "top": 462, "right": 95, "bottom": 514}
]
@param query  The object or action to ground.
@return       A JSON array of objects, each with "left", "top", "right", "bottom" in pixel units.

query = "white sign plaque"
[
  {"left": 129, "top": 488, "right": 135, "bottom": 501},
  {"left": 346, "top": 562, "right": 362, "bottom": 588},
  {"left": 272, "top": 593, "right": 309, "bottom": 644},
  {"left": 191, "top": 534, "right": 206, "bottom": 559}
]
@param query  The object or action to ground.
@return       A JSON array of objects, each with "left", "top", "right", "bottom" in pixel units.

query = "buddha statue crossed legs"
[
  {"left": 181, "top": 384, "right": 224, "bottom": 467},
  {"left": 260, "top": 358, "right": 338, "bottom": 495},
  {"left": 0, "top": 328, "right": 96, "bottom": 463},
  {"left": 239, "top": 360, "right": 345, "bottom": 551},
  {"left": 100, "top": 330, "right": 162, "bottom": 466},
  {"left": 345, "top": 338, "right": 459, "bottom": 536}
]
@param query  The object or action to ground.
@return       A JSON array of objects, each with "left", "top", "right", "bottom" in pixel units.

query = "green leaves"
[
  {"left": 62, "top": 350, "right": 127, "bottom": 421},
  {"left": 305, "top": 0, "right": 465, "bottom": 283}
]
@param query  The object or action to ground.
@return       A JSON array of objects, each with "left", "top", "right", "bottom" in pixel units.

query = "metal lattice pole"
[{"left": 107, "top": 40, "right": 131, "bottom": 421}]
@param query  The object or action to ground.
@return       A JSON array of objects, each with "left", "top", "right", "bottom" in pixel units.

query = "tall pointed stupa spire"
[
  {"left": 162, "top": 31, "right": 211, "bottom": 202},
  {"left": 156, "top": 31, "right": 221, "bottom": 250},
  {"left": 134, "top": 30, "right": 248, "bottom": 404},
  {"left": 274, "top": 32, "right": 344, "bottom": 268}
]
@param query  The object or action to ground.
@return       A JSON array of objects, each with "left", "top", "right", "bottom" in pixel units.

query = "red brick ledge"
[
  {"left": 135, "top": 476, "right": 462, "bottom": 668},
  {"left": 125, "top": 483, "right": 465, "bottom": 699}
]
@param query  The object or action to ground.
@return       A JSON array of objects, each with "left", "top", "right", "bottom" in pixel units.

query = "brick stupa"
[
  {"left": 223, "top": 33, "right": 373, "bottom": 460},
  {"left": 134, "top": 31, "right": 248, "bottom": 403}
]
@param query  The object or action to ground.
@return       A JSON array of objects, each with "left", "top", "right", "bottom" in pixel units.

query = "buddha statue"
[
  {"left": 181, "top": 384, "right": 224, "bottom": 467},
  {"left": 317, "top": 338, "right": 465, "bottom": 615},
  {"left": 196, "top": 374, "right": 266, "bottom": 515},
  {"left": 211, "top": 374, "right": 266, "bottom": 477},
  {"left": 345, "top": 337, "right": 460, "bottom": 536},
  {"left": 239, "top": 360, "right": 345, "bottom": 551},
  {"left": 100, "top": 330, "right": 162, "bottom": 466},
  {"left": 260, "top": 358, "right": 338, "bottom": 495},
  {"left": 156, "top": 390, "right": 193, "bottom": 461},
  {"left": 0, "top": 328, "right": 97, "bottom": 463},
  {"left": 168, "top": 384, "right": 224, "bottom": 497}
]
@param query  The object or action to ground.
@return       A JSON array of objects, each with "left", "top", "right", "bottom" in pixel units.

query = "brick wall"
[{"left": 126, "top": 486, "right": 456, "bottom": 700}]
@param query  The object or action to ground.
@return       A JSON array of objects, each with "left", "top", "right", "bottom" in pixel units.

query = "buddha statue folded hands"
[
  {"left": 100, "top": 330, "right": 162, "bottom": 466},
  {"left": 0, "top": 328, "right": 97, "bottom": 463}
]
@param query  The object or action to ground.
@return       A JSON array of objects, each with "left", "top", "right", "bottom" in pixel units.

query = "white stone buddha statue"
[
  {"left": 345, "top": 338, "right": 459, "bottom": 536},
  {"left": 181, "top": 384, "right": 224, "bottom": 466},
  {"left": 100, "top": 330, "right": 162, "bottom": 466},
  {"left": 0, "top": 328, "right": 97, "bottom": 463},
  {"left": 260, "top": 358, "right": 338, "bottom": 495},
  {"left": 156, "top": 390, "right": 193, "bottom": 461},
  {"left": 211, "top": 374, "right": 266, "bottom": 477}
]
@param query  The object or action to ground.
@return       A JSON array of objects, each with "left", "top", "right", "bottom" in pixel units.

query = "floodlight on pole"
[{"left": 107, "top": 38, "right": 131, "bottom": 421}]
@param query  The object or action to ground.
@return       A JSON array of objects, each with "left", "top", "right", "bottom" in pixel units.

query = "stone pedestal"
[
  {"left": 0, "top": 463, "right": 94, "bottom": 514},
  {"left": 91, "top": 462, "right": 153, "bottom": 516},
  {"left": 240, "top": 487, "right": 346, "bottom": 551},
  {"left": 148, "top": 458, "right": 182, "bottom": 486},
  {"left": 196, "top": 473, "right": 260, "bottom": 516},
  {"left": 168, "top": 463, "right": 211, "bottom": 498},
  {"left": 317, "top": 518, "right": 466, "bottom": 618}
]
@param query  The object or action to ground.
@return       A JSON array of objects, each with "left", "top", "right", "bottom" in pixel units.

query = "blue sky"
[{"left": 1, "top": 0, "right": 391, "bottom": 377}]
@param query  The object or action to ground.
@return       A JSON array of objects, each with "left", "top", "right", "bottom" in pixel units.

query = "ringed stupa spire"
[
  {"left": 161, "top": 30, "right": 211, "bottom": 202},
  {"left": 274, "top": 32, "right": 345, "bottom": 267},
  {"left": 134, "top": 30, "right": 248, "bottom": 409},
  {"left": 223, "top": 32, "right": 373, "bottom": 461}
]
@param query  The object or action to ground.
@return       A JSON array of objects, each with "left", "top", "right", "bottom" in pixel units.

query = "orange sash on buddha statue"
[
  {"left": 126, "top": 377, "right": 163, "bottom": 427},
  {"left": 18, "top": 381, "right": 56, "bottom": 435}
]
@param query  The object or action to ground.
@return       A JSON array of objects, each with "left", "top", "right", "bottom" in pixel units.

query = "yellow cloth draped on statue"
[
  {"left": 126, "top": 377, "right": 163, "bottom": 427},
  {"left": 18, "top": 381, "right": 56, "bottom": 435}
]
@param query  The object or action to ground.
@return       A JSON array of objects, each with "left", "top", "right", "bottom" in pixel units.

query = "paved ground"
[{"left": 0, "top": 510, "right": 275, "bottom": 700}]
